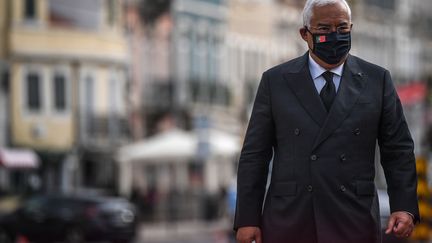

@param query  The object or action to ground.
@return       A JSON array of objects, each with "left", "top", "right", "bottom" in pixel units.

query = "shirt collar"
[{"left": 308, "top": 54, "right": 344, "bottom": 79}]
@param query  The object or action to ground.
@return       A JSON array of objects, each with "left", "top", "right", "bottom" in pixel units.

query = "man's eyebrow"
[{"left": 316, "top": 23, "right": 331, "bottom": 26}]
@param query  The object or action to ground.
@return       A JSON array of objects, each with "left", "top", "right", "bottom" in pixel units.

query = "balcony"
[{"left": 80, "top": 115, "right": 130, "bottom": 150}]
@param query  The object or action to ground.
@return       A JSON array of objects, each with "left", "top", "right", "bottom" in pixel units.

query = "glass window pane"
[
  {"left": 85, "top": 76, "right": 94, "bottom": 134},
  {"left": 53, "top": 74, "right": 66, "bottom": 111},
  {"left": 25, "top": 0, "right": 36, "bottom": 19},
  {"left": 107, "top": 0, "right": 116, "bottom": 26},
  {"left": 27, "top": 72, "right": 40, "bottom": 111}
]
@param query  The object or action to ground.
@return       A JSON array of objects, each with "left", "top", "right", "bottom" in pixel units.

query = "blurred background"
[{"left": 0, "top": 0, "right": 431, "bottom": 242}]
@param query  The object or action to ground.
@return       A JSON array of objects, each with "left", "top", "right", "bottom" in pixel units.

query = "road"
[
  {"left": 134, "top": 219, "right": 233, "bottom": 243},
  {"left": 135, "top": 233, "right": 234, "bottom": 243}
]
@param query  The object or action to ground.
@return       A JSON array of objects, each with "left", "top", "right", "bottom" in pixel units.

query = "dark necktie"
[{"left": 320, "top": 71, "right": 336, "bottom": 112}]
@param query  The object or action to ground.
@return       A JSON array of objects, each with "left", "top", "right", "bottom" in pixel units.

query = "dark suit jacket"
[{"left": 234, "top": 53, "right": 420, "bottom": 243}]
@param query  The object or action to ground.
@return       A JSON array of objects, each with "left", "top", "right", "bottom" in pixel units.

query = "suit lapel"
[
  {"left": 311, "top": 55, "right": 366, "bottom": 150},
  {"left": 283, "top": 53, "right": 327, "bottom": 127}
]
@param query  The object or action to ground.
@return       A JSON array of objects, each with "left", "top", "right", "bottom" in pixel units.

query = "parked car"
[{"left": 0, "top": 194, "right": 137, "bottom": 243}]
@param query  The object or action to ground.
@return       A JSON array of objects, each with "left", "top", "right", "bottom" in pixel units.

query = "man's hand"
[
  {"left": 385, "top": 211, "right": 415, "bottom": 238},
  {"left": 236, "top": 226, "right": 262, "bottom": 243}
]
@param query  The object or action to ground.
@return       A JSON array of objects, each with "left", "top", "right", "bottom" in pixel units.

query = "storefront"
[{"left": 0, "top": 148, "right": 40, "bottom": 194}]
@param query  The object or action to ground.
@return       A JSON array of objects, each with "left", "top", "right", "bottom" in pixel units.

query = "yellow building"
[
  {"left": 226, "top": 0, "right": 303, "bottom": 127},
  {"left": 3, "top": 0, "right": 129, "bottom": 193}
]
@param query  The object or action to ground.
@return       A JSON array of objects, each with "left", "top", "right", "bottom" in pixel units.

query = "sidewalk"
[{"left": 137, "top": 218, "right": 232, "bottom": 242}]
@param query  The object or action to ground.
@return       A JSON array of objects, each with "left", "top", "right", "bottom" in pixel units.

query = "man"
[{"left": 234, "top": 0, "right": 420, "bottom": 242}]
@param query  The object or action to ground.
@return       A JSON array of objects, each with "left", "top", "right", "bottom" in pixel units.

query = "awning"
[
  {"left": 116, "top": 128, "right": 241, "bottom": 163},
  {"left": 0, "top": 148, "right": 40, "bottom": 169}
]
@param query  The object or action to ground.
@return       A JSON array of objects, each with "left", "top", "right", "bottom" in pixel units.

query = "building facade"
[{"left": 5, "top": 0, "right": 129, "bottom": 193}]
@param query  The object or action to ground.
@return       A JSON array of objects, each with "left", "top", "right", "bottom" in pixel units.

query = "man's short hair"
[{"left": 302, "top": 0, "right": 352, "bottom": 27}]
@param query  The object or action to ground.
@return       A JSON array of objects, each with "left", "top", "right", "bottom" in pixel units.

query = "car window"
[
  {"left": 44, "top": 198, "right": 68, "bottom": 213},
  {"left": 22, "top": 197, "right": 47, "bottom": 213},
  {"left": 99, "top": 200, "right": 131, "bottom": 212}
]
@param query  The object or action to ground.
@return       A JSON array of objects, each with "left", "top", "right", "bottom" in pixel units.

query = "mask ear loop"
[
  {"left": 304, "top": 26, "right": 316, "bottom": 53},
  {"left": 304, "top": 26, "right": 313, "bottom": 35}
]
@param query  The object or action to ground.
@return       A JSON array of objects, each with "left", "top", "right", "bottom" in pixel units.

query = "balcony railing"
[{"left": 80, "top": 115, "right": 130, "bottom": 149}]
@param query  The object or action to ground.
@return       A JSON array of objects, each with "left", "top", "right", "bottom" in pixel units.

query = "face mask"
[{"left": 306, "top": 27, "right": 351, "bottom": 64}]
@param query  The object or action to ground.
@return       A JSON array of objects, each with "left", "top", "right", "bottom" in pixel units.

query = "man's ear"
[{"left": 299, "top": 27, "right": 308, "bottom": 41}]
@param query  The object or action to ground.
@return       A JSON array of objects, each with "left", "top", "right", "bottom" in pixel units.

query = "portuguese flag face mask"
[{"left": 306, "top": 27, "right": 351, "bottom": 64}]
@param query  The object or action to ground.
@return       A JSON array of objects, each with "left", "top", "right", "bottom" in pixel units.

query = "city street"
[
  {"left": 0, "top": 0, "right": 431, "bottom": 242},
  {"left": 134, "top": 219, "right": 233, "bottom": 243},
  {"left": 137, "top": 235, "right": 230, "bottom": 243}
]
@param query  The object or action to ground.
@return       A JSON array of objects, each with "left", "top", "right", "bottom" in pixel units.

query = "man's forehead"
[
  {"left": 315, "top": 20, "right": 350, "bottom": 25},
  {"left": 312, "top": 16, "right": 350, "bottom": 24}
]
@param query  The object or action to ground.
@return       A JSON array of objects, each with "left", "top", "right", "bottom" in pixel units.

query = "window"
[
  {"left": 26, "top": 71, "right": 41, "bottom": 111},
  {"left": 53, "top": 73, "right": 66, "bottom": 111},
  {"left": 107, "top": 0, "right": 116, "bottom": 26},
  {"left": 109, "top": 73, "right": 118, "bottom": 138},
  {"left": 25, "top": 0, "right": 36, "bottom": 20},
  {"left": 85, "top": 75, "right": 94, "bottom": 134},
  {"left": 49, "top": 0, "right": 102, "bottom": 30}
]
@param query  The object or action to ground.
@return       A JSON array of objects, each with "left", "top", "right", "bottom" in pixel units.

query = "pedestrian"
[{"left": 234, "top": 0, "right": 419, "bottom": 243}]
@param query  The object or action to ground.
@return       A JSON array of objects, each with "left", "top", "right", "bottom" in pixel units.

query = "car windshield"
[
  {"left": 99, "top": 200, "right": 131, "bottom": 211},
  {"left": 22, "top": 197, "right": 47, "bottom": 212}
]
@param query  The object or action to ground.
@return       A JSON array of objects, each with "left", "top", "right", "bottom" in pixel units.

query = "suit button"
[
  {"left": 310, "top": 155, "right": 317, "bottom": 161},
  {"left": 307, "top": 185, "right": 313, "bottom": 192},
  {"left": 354, "top": 128, "right": 360, "bottom": 135},
  {"left": 340, "top": 185, "right": 346, "bottom": 192},
  {"left": 340, "top": 154, "right": 346, "bottom": 161},
  {"left": 294, "top": 128, "right": 300, "bottom": 136}
]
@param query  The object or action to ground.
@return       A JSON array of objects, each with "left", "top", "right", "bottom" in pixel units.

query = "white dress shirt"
[{"left": 308, "top": 54, "right": 344, "bottom": 94}]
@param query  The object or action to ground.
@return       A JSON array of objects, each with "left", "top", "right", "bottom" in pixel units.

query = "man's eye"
[
  {"left": 337, "top": 26, "right": 350, "bottom": 32},
  {"left": 318, "top": 27, "right": 330, "bottom": 31}
]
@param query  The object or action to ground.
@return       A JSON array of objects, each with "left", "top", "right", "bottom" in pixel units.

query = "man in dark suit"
[{"left": 234, "top": 0, "right": 419, "bottom": 242}]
